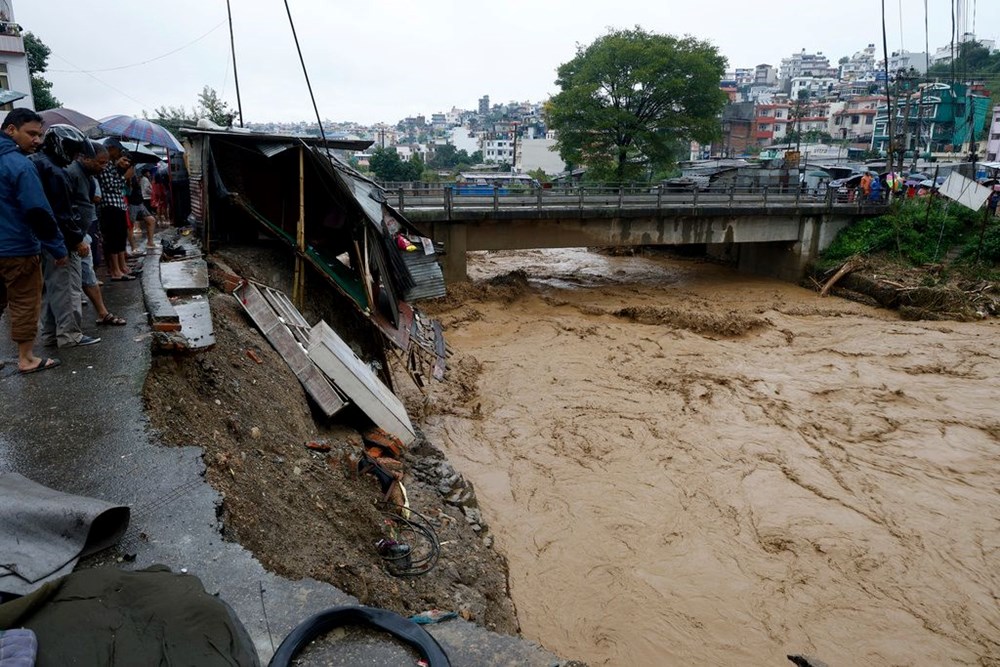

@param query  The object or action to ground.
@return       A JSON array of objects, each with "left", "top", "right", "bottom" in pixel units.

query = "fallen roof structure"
[{"left": 182, "top": 128, "right": 447, "bottom": 390}]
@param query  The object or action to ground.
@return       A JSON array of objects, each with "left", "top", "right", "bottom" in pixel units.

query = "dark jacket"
[
  {"left": 30, "top": 151, "right": 85, "bottom": 252},
  {"left": 0, "top": 134, "right": 65, "bottom": 259}
]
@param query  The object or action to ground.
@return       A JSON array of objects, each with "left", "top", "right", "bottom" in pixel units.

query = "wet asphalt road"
[{"left": 0, "top": 259, "right": 561, "bottom": 666}]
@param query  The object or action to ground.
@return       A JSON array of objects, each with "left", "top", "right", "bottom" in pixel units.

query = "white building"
[
  {"left": 986, "top": 104, "right": 1000, "bottom": 162},
  {"left": 515, "top": 137, "right": 566, "bottom": 175},
  {"left": 448, "top": 125, "right": 480, "bottom": 155},
  {"left": 790, "top": 76, "right": 837, "bottom": 99},
  {"left": 888, "top": 50, "right": 928, "bottom": 74},
  {"left": 0, "top": 0, "right": 34, "bottom": 111},
  {"left": 840, "top": 44, "right": 877, "bottom": 81},
  {"left": 780, "top": 50, "right": 836, "bottom": 82}
]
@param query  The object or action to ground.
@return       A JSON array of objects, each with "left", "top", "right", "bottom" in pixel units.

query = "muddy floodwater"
[{"left": 421, "top": 249, "right": 1000, "bottom": 666}]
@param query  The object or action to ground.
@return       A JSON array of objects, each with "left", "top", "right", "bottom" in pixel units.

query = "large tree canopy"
[{"left": 547, "top": 28, "right": 727, "bottom": 182}]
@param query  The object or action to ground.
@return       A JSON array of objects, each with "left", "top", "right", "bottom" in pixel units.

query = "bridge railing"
[{"left": 383, "top": 183, "right": 886, "bottom": 217}]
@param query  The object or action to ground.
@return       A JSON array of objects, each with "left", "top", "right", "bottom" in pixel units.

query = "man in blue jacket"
[{"left": 0, "top": 108, "right": 67, "bottom": 374}]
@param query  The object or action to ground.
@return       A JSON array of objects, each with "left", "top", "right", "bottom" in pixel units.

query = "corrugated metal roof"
[
  {"left": 256, "top": 141, "right": 296, "bottom": 158},
  {"left": 400, "top": 251, "right": 446, "bottom": 301},
  {"left": 181, "top": 128, "right": 372, "bottom": 152}
]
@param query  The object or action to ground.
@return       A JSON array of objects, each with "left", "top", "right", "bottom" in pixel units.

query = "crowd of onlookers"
[{"left": 0, "top": 108, "right": 169, "bottom": 374}]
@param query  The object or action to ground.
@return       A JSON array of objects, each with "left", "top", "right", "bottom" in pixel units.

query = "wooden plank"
[
  {"left": 160, "top": 258, "right": 209, "bottom": 294},
  {"left": 308, "top": 320, "right": 415, "bottom": 444},
  {"left": 235, "top": 283, "right": 346, "bottom": 417},
  {"left": 173, "top": 299, "right": 215, "bottom": 350}
]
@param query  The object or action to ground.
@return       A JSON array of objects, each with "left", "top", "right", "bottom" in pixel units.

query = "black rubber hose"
[{"left": 267, "top": 605, "right": 451, "bottom": 667}]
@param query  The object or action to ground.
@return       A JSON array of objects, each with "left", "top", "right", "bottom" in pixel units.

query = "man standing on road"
[
  {"left": 96, "top": 138, "right": 137, "bottom": 281},
  {"left": 30, "top": 124, "right": 101, "bottom": 348},
  {"left": 0, "top": 109, "right": 67, "bottom": 374},
  {"left": 66, "top": 141, "right": 125, "bottom": 327}
]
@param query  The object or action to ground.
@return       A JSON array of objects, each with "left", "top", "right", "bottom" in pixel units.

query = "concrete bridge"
[{"left": 398, "top": 185, "right": 887, "bottom": 283}]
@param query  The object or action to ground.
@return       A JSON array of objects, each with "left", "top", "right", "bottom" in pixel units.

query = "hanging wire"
[
  {"left": 49, "top": 21, "right": 226, "bottom": 73},
  {"left": 50, "top": 52, "right": 151, "bottom": 109},
  {"left": 282, "top": 0, "right": 327, "bottom": 144}
]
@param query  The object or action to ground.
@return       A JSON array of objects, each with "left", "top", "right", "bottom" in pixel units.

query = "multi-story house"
[
  {"left": 753, "top": 103, "right": 791, "bottom": 145},
  {"left": 871, "top": 82, "right": 992, "bottom": 156},
  {"left": 0, "top": 0, "right": 33, "bottom": 111},
  {"left": 754, "top": 64, "right": 777, "bottom": 86},
  {"left": 840, "top": 44, "right": 877, "bottom": 82},
  {"left": 780, "top": 50, "right": 837, "bottom": 83},
  {"left": 790, "top": 76, "right": 837, "bottom": 99},
  {"left": 888, "top": 50, "right": 928, "bottom": 74},
  {"left": 986, "top": 105, "right": 1000, "bottom": 162},
  {"left": 480, "top": 121, "right": 518, "bottom": 165},
  {"left": 831, "top": 95, "right": 880, "bottom": 141}
]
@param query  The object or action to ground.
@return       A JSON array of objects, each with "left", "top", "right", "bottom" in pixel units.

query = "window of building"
[
  {"left": 0, "top": 62, "right": 8, "bottom": 91},
  {"left": 851, "top": 115, "right": 860, "bottom": 125}
]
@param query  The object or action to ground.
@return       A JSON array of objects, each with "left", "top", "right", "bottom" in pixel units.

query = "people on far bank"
[{"left": 0, "top": 109, "right": 67, "bottom": 374}]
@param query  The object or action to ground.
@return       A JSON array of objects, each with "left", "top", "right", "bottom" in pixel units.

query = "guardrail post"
[
  {"left": 579, "top": 186, "right": 584, "bottom": 214},
  {"left": 493, "top": 185, "right": 499, "bottom": 212},
  {"left": 825, "top": 186, "right": 833, "bottom": 209},
  {"left": 693, "top": 188, "right": 699, "bottom": 207},
  {"left": 397, "top": 188, "right": 404, "bottom": 213},
  {"left": 444, "top": 186, "right": 452, "bottom": 220},
  {"left": 795, "top": 184, "right": 801, "bottom": 207},
  {"left": 728, "top": 185, "right": 734, "bottom": 210},
  {"left": 657, "top": 184, "right": 663, "bottom": 210},
  {"left": 536, "top": 185, "right": 543, "bottom": 212},
  {"left": 618, "top": 185, "right": 624, "bottom": 210},
  {"left": 763, "top": 186, "right": 768, "bottom": 207}
]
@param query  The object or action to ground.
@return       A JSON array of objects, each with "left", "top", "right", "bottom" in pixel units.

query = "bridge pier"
[
  {"left": 441, "top": 222, "right": 469, "bottom": 282},
  {"left": 721, "top": 214, "right": 852, "bottom": 281}
]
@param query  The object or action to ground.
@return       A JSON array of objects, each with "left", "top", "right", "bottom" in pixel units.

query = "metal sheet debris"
[
  {"left": 308, "top": 320, "right": 416, "bottom": 445},
  {"left": 235, "top": 282, "right": 347, "bottom": 417}
]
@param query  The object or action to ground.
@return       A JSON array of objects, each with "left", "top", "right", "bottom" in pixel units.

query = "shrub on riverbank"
[{"left": 820, "top": 199, "right": 982, "bottom": 268}]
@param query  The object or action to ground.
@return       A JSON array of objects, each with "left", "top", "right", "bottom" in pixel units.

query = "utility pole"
[
  {"left": 881, "top": 0, "right": 894, "bottom": 200},
  {"left": 510, "top": 121, "right": 519, "bottom": 173},
  {"left": 226, "top": 0, "right": 244, "bottom": 127}
]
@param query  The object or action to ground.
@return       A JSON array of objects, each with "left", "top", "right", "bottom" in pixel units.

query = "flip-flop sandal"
[
  {"left": 97, "top": 312, "right": 127, "bottom": 326},
  {"left": 19, "top": 357, "right": 61, "bottom": 375}
]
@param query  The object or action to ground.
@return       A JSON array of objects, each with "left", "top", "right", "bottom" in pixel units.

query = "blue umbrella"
[{"left": 97, "top": 114, "right": 184, "bottom": 153}]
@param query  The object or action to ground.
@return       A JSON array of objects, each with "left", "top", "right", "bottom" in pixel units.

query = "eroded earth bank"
[{"left": 416, "top": 248, "right": 1000, "bottom": 666}]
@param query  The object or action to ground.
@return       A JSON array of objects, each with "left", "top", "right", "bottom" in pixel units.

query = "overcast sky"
[{"left": 15, "top": 0, "right": 1000, "bottom": 126}]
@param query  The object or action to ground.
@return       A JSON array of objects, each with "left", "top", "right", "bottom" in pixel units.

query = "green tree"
[
  {"left": 369, "top": 147, "right": 425, "bottom": 182},
  {"left": 197, "top": 86, "right": 234, "bottom": 126},
  {"left": 23, "top": 32, "right": 59, "bottom": 111},
  {"left": 546, "top": 27, "right": 727, "bottom": 182},
  {"left": 146, "top": 105, "right": 194, "bottom": 136}
]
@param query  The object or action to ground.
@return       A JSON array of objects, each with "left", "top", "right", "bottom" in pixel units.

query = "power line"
[
  {"left": 49, "top": 51, "right": 152, "bottom": 110},
  {"left": 49, "top": 20, "right": 226, "bottom": 73}
]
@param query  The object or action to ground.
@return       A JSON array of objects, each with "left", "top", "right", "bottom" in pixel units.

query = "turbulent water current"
[{"left": 421, "top": 248, "right": 1000, "bottom": 666}]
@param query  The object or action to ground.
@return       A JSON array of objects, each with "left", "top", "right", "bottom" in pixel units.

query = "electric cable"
[
  {"left": 282, "top": 0, "right": 327, "bottom": 145},
  {"left": 49, "top": 20, "right": 225, "bottom": 73},
  {"left": 50, "top": 52, "right": 151, "bottom": 110}
]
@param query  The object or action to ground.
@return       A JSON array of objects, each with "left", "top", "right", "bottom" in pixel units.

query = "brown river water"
[{"left": 419, "top": 248, "right": 1000, "bottom": 666}]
